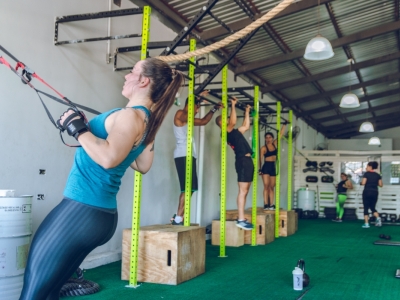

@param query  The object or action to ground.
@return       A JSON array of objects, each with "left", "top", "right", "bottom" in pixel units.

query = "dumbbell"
[
  {"left": 390, "top": 214, "right": 397, "bottom": 223},
  {"left": 380, "top": 213, "right": 388, "bottom": 223},
  {"left": 379, "top": 234, "right": 391, "bottom": 240}
]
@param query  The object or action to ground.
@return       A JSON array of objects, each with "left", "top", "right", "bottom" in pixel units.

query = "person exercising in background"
[
  {"left": 216, "top": 98, "right": 254, "bottom": 230},
  {"left": 332, "top": 173, "right": 353, "bottom": 222},
  {"left": 259, "top": 125, "right": 285, "bottom": 211},
  {"left": 171, "top": 90, "right": 223, "bottom": 225},
  {"left": 361, "top": 161, "right": 383, "bottom": 228}
]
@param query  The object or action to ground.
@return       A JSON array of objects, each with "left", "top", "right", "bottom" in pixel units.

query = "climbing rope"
[{"left": 157, "top": 0, "right": 293, "bottom": 62}]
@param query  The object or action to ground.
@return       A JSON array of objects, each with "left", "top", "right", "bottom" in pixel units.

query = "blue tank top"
[{"left": 63, "top": 106, "right": 150, "bottom": 209}]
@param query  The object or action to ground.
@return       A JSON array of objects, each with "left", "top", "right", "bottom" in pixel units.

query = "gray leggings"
[{"left": 19, "top": 198, "right": 118, "bottom": 300}]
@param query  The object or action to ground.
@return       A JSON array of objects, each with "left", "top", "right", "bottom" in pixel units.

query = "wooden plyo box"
[
  {"left": 122, "top": 225, "right": 205, "bottom": 285},
  {"left": 225, "top": 210, "right": 275, "bottom": 245},
  {"left": 263, "top": 210, "right": 296, "bottom": 237},
  {"left": 212, "top": 220, "right": 244, "bottom": 247},
  {"left": 295, "top": 212, "right": 298, "bottom": 232},
  {"left": 226, "top": 209, "right": 239, "bottom": 220},
  {"left": 243, "top": 213, "right": 275, "bottom": 245}
]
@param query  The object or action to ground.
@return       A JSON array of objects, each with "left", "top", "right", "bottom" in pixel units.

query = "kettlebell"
[{"left": 297, "top": 259, "right": 310, "bottom": 287}]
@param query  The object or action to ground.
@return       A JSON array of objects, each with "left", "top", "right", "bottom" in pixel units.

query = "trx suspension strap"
[{"left": 0, "top": 45, "right": 101, "bottom": 146}]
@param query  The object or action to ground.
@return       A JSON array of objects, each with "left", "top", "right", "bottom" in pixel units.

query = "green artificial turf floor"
[{"left": 66, "top": 219, "right": 400, "bottom": 300}]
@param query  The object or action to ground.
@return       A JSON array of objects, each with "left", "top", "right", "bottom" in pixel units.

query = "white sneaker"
[{"left": 375, "top": 217, "right": 382, "bottom": 227}]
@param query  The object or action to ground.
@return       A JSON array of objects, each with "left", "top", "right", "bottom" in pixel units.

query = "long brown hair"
[{"left": 141, "top": 58, "right": 184, "bottom": 144}]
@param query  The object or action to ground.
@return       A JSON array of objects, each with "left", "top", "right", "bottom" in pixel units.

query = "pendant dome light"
[
  {"left": 368, "top": 137, "right": 381, "bottom": 145},
  {"left": 304, "top": 0, "right": 334, "bottom": 61},
  {"left": 339, "top": 59, "right": 360, "bottom": 108},
  {"left": 359, "top": 121, "right": 374, "bottom": 133}
]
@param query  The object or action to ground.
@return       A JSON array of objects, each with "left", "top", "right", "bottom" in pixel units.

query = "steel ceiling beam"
[
  {"left": 159, "top": 0, "right": 219, "bottom": 56},
  {"left": 236, "top": 20, "right": 400, "bottom": 76},
  {"left": 324, "top": 110, "right": 400, "bottom": 136},
  {"left": 337, "top": 119, "right": 400, "bottom": 138},
  {"left": 261, "top": 51, "right": 400, "bottom": 94},
  {"left": 131, "top": 0, "right": 256, "bottom": 85},
  {"left": 297, "top": 88, "right": 400, "bottom": 118},
  {"left": 285, "top": 72, "right": 400, "bottom": 107},
  {"left": 315, "top": 96, "right": 400, "bottom": 123},
  {"left": 233, "top": 0, "right": 345, "bottom": 125},
  {"left": 200, "top": 0, "right": 335, "bottom": 40},
  {"left": 331, "top": 116, "right": 400, "bottom": 139},
  {"left": 325, "top": 2, "right": 375, "bottom": 118}
]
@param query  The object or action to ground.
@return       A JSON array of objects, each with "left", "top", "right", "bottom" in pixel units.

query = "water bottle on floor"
[{"left": 292, "top": 266, "right": 303, "bottom": 290}]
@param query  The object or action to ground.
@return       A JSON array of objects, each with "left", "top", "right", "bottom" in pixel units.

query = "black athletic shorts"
[
  {"left": 261, "top": 161, "right": 276, "bottom": 176},
  {"left": 235, "top": 156, "right": 254, "bottom": 182},
  {"left": 174, "top": 156, "right": 198, "bottom": 192}
]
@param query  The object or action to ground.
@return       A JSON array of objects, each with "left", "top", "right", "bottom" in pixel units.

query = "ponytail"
[{"left": 140, "top": 58, "right": 185, "bottom": 145}]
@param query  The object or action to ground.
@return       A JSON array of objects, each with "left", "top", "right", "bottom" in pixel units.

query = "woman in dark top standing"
[
  {"left": 361, "top": 161, "right": 383, "bottom": 228},
  {"left": 259, "top": 127, "right": 285, "bottom": 210},
  {"left": 332, "top": 173, "right": 353, "bottom": 222}
]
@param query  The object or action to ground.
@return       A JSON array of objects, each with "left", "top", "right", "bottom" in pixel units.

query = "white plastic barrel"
[
  {"left": 297, "top": 189, "right": 315, "bottom": 210},
  {"left": 0, "top": 195, "right": 32, "bottom": 300}
]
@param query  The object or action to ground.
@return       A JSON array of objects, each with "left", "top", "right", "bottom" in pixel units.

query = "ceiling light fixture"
[
  {"left": 339, "top": 59, "right": 360, "bottom": 108},
  {"left": 304, "top": 0, "right": 334, "bottom": 61},
  {"left": 359, "top": 121, "right": 374, "bottom": 133},
  {"left": 368, "top": 137, "right": 381, "bottom": 145}
]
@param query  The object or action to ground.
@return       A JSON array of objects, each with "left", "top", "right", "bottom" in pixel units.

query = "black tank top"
[
  {"left": 227, "top": 129, "right": 253, "bottom": 158},
  {"left": 264, "top": 144, "right": 277, "bottom": 157},
  {"left": 337, "top": 180, "right": 348, "bottom": 194}
]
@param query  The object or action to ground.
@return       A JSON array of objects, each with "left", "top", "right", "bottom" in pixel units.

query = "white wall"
[{"left": 0, "top": 0, "right": 323, "bottom": 268}]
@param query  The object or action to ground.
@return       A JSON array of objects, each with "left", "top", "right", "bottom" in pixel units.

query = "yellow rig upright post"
[
  {"left": 219, "top": 64, "right": 228, "bottom": 257},
  {"left": 274, "top": 101, "right": 281, "bottom": 238},
  {"left": 128, "top": 6, "right": 151, "bottom": 288},
  {"left": 183, "top": 39, "right": 196, "bottom": 226},
  {"left": 287, "top": 110, "right": 293, "bottom": 211},
  {"left": 251, "top": 86, "right": 259, "bottom": 246}
]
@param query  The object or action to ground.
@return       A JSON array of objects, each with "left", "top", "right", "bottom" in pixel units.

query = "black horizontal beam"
[
  {"left": 236, "top": 20, "right": 400, "bottom": 76},
  {"left": 55, "top": 8, "right": 143, "bottom": 23},
  {"left": 159, "top": 0, "right": 219, "bottom": 56},
  {"left": 324, "top": 110, "right": 400, "bottom": 137},
  {"left": 284, "top": 72, "right": 400, "bottom": 108},
  {"left": 200, "top": 0, "right": 335, "bottom": 40},
  {"left": 116, "top": 41, "right": 190, "bottom": 53},
  {"left": 261, "top": 51, "right": 400, "bottom": 94},
  {"left": 55, "top": 33, "right": 141, "bottom": 46},
  {"left": 336, "top": 119, "right": 400, "bottom": 139},
  {"left": 316, "top": 96, "right": 400, "bottom": 123},
  {"left": 298, "top": 88, "right": 400, "bottom": 118}
]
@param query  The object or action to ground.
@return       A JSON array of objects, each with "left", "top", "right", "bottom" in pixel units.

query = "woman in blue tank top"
[{"left": 19, "top": 58, "right": 184, "bottom": 300}]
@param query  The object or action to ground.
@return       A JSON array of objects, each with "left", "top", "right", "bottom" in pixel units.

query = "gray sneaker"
[{"left": 375, "top": 217, "right": 382, "bottom": 227}]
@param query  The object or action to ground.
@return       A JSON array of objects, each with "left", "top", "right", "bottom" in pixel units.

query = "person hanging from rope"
[
  {"left": 19, "top": 58, "right": 185, "bottom": 300},
  {"left": 361, "top": 161, "right": 383, "bottom": 229},
  {"left": 332, "top": 173, "right": 353, "bottom": 222},
  {"left": 171, "top": 90, "right": 223, "bottom": 225},
  {"left": 216, "top": 97, "right": 254, "bottom": 230},
  {"left": 258, "top": 124, "right": 286, "bottom": 211}
]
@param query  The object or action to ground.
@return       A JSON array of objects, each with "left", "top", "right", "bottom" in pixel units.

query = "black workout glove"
[{"left": 57, "top": 108, "right": 89, "bottom": 140}]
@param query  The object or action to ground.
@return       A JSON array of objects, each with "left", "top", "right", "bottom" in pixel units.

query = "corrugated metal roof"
[{"left": 150, "top": 0, "right": 400, "bottom": 138}]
